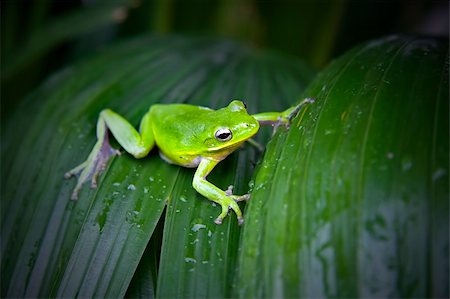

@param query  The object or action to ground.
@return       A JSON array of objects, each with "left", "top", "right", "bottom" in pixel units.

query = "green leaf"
[
  {"left": 126, "top": 217, "right": 164, "bottom": 298},
  {"left": 1, "top": 35, "right": 314, "bottom": 298},
  {"left": 237, "top": 35, "right": 449, "bottom": 298}
]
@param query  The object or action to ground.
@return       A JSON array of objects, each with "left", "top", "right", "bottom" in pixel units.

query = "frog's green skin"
[{"left": 65, "top": 99, "right": 314, "bottom": 225}]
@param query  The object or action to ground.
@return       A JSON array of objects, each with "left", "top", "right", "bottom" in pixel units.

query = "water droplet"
[
  {"left": 248, "top": 180, "right": 254, "bottom": 188},
  {"left": 184, "top": 257, "right": 196, "bottom": 263},
  {"left": 192, "top": 223, "right": 206, "bottom": 232}
]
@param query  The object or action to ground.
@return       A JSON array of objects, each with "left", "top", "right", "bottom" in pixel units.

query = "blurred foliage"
[{"left": 1, "top": 0, "right": 448, "bottom": 118}]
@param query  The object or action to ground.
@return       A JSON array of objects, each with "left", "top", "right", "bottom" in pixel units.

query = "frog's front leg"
[
  {"left": 65, "top": 109, "right": 155, "bottom": 200},
  {"left": 252, "top": 97, "right": 315, "bottom": 128},
  {"left": 193, "top": 159, "right": 249, "bottom": 225}
]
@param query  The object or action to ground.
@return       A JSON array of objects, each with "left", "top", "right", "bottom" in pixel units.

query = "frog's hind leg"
[
  {"left": 64, "top": 118, "right": 120, "bottom": 199},
  {"left": 65, "top": 109, "right": 155, "bottom": 200}
]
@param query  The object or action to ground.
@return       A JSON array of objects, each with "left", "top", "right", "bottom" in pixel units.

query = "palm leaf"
[
  {"left": 237, "top": 35, "right": 449, "bottom": 298},
  {"left": 1, "top": 35, "right": 314, "bottom": 298}
]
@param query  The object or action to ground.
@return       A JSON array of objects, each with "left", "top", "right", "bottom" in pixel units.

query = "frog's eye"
[{"left": 215, "top": 128, "right": 232, "bottom": 142}]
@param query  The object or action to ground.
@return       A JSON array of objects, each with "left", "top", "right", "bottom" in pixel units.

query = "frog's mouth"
[
  {"left": 203, "top": 143, "right": 245, "bottom": 162},
  {"left": 207, "top": 140, "right": 245, "bottom": 152}
]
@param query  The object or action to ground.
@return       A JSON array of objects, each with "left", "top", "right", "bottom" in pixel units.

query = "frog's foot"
[
  {"left": 267, "top": 97, "right": 315, "bottom": 135},
  {"left": 214, "top": 197, "right": 244, "bottom": 225},
  {"left": 65, "top": 133, "right": 120, "bottom": 200},
  {"left": 286, "top": 97, "right": 316, "bottom": 124},
  {"left": 212, "top": 186, "right": 248, "bottom": 225},
  {"left": 225, "top": 185, "right": 250, "bottom": 202},
  {"left": 214, "top": 198, "right": 245, "bottom": 225}
]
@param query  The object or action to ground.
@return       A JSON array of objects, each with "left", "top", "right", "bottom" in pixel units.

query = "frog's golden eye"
[{"left": 215, "top": 128, "right": 232, "bottom": 142}]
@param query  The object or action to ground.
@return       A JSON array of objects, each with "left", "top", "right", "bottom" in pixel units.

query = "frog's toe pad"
[{"left": 214, "top": 215, "right": 244, "bottom": 225}]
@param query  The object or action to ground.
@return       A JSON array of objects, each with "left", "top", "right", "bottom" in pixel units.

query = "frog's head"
[{"left": 203, "top": 100, "right": 259, "bottom": 155}]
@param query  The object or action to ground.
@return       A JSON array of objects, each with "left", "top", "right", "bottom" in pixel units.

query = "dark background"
[{"left": 1, "top": 0, "right": 448, "bottom": 118}]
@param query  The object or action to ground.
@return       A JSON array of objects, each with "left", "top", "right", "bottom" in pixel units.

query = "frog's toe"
[
  {"left": 214, "top": 205, "right": 229, "bottom": 225},
  {"left": 225, "top": 185, "right": 234, "bottom": 196},
  {"left": 91, "top": 177, "right": 98, "bottom": 188},
  {"left": 225, "top": 185, "right": 250, "bottom": 202},
  {"left": 287, "top": 97, "right": 316, "bottom": 121},
  {"left": 213, "top": 209, "right": 244, "bottom": 225},
  {"left": 232, "top": 194, "right": 250, "bottom": 202},
  {"left": 64, "top": 161, "right": 87, "bottom": 179},
  {"left": 70, "top": 183, "right": 82, "bottom": 200}
]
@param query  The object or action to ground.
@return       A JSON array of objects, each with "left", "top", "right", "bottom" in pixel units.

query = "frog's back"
[
  {"left": 148, "top": 103, "right": 214, "bottom": 165},
  {"left": 150, "top": 103, "right": 212, "bottom": 120}
]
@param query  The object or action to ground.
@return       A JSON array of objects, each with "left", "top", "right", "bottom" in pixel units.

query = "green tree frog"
[{"left": 65, "top": 98, "right": 314, "bottom": 225}]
